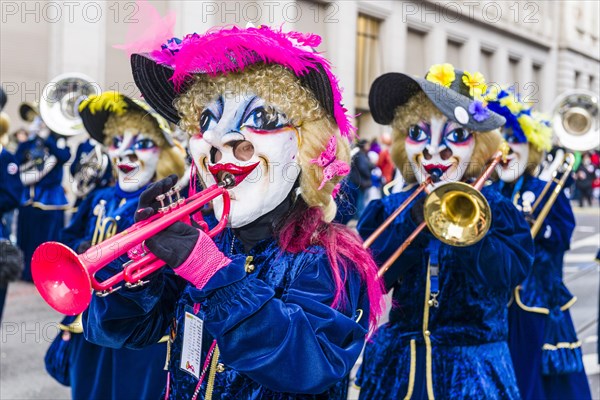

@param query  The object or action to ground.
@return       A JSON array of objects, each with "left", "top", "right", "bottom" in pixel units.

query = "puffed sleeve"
[
  {"left": 532, "top": 190, "right": 575, "bottom": 253},
  {"left": 188, "top": 251, "right": 369, "bottom": 394},
  {"left": 44, "top": 134, "right": 71, "bottom": 164},
  {"left": 448, "top": 187, "right": 534, "bottom": 290},
  {"left": 357, "top": 192, "right": 430, "bottom": 291},
  {"left": 0, "top": 151, "right": 22, "bottom": 214},
  {"left": 83, "top": 266, "right": 187, "bottom": 349}
]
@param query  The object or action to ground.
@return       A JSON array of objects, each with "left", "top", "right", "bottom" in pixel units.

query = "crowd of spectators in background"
[{"left": 572, "top": 150, "right": 600, "bottom": 208}]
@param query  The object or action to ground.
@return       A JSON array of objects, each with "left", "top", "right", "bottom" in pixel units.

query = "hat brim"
[
  {"left": 0, "top": 86, "right": 6, "bottom": 112},
  {"left": 369, "top": 73, "right": 505, "bottom": 131},
  {"left": 80, "top": 96, "right": 174, "bottom": 146},
  {"left": 131, "top": 53, "right": 186, "bottom": 125}
]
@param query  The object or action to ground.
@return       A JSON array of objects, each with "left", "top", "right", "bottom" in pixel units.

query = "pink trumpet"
[{"left": 32, "top": 175, "right": 234, "bottom": 315}]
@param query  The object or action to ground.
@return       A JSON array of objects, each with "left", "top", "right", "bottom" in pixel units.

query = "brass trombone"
[{"left": 365, "top": 143, "right": 509, "bottom": 278}]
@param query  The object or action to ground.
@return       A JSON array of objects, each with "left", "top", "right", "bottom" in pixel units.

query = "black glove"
[
  {"left": 135, "top": 174, "right": 179, "bottom": 223},
  {"left": 146, "top": 222, "right": 199, "bottom": 268},
  {"left": 135, "top": 175, "right": 199, "bottom": 268},
  {"left": 0, "top": 240, "right": 24, "bottom": 287},
  {"left": 76, "top": 240, "right": 92, "bottom": 254}
]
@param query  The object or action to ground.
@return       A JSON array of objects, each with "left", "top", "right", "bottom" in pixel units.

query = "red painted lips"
[
  {"left": 423, "top": 164, "right": 450, "bottom": 174},
  {"left": 208, "top": 162, "right": 260, "bottom": 186},
  {"left": 117, "top": 163, "right": 135, "bottom": 173}
]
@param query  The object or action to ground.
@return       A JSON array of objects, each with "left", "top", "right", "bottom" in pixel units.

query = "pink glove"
[{"left": 172, "top": 230, "right": 232, "bottom": 289}]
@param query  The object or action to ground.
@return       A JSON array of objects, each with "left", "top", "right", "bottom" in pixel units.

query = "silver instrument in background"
[
  {"left": 71, "top": 144, "right": 110, "bottom": 198},
  {"left": 40, "top": 73, "right": 101, "bottom": 137},
  {"left": 552, "top": 89, "right": 599, "bottom": 151},
  {"left": 530, "top": 90, "right": 599, "bottom": 237}
]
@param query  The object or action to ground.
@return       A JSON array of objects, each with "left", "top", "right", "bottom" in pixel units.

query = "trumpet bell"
[
  {"left": 32, "top": 242, "right": 92, "bottom": 315},
  {"left": 424, "top": 182, "right": 492, "bottom": 247},
  {"left": 40, "top": 73, "right": 101, "bottom": 136}
]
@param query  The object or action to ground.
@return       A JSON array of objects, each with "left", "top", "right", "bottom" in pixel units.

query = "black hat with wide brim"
[
  {"left": 79, "top": 92, "right": 174, "bottom": 146},
  {"left": 130, "top": 53, "right": 336, "bottom": 126},
  {"left": 369, "top": 70, "right": 506, "bottom": 131},
  {"left": 0, "top": 86, "right": 6, "bottom": 112}
]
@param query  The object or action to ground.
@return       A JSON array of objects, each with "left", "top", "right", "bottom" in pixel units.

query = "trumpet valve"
[
  {"left": 174, "top": 186, "right": 185, "bottom": 206},
  {"left": 156, "top": 194, "right": 168, "bottom": 213},
  {"left": 166, "top": 189, "right": 178, "bottom": 210}
]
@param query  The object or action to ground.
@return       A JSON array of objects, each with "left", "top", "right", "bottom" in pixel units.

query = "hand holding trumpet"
[
  {"left": 31, "top": 172, "right": 235, "bottom": 315},
  {"left": 134, "top": 175, "right": 232, "bottom": 288}
]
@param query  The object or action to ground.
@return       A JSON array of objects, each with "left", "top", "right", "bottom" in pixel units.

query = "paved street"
[{"left": 1, "top": 206, "right": 598, "bottom": 400}]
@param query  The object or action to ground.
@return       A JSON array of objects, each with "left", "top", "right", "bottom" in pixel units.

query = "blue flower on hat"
[{"left": 468, "top": 100, "right": 490, "bottom": 122}]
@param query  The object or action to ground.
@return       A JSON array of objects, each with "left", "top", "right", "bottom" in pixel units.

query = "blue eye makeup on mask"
[
  {"left": 445, "top": 128, "right": 472, "bottom": 144},
  {"left": 132, "top": 137, "right": 157, "bottom": 150},
  {"left": 112, "top": 136, "right": 123, "bottom": 148},
  {"left": 408, "top": 124, "right": 429, "bottom": 142}
]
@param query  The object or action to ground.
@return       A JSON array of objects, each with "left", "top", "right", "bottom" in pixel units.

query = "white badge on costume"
[
  {"left": 7, "top": 162, "right": 18, "bottom": 175},
  {"left": 180, "top": 311, "right": 204, "bottom": 379}
]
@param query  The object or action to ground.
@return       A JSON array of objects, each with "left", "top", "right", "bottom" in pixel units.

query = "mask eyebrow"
[
  {"left": 416, "top": 121, "right": 431, "bottom": 135},
  {"left": 240, "top": 96, "right": 262, "bottom": 126}
]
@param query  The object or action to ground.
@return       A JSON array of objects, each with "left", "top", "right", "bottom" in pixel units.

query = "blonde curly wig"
[
  {"left": 104, "top": 110, "right": 185, "bottom": 180},
  {"left": 174, "top": 64, "right": 349, "bottom": 221},
  {"left": 390, "top": 92, "right": 503, "bottom": 183}
]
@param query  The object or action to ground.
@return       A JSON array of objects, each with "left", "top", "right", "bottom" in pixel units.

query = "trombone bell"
[{"left": 424, "top": 182, "right": 492, "bottom": 247}]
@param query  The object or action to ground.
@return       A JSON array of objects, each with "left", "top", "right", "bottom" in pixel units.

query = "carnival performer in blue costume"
[
  {"left": 83, "top": 25, "right": 384, "bottom": 399},
  {"left": 489, "top": 87, "right": 592, "bottom": 400},
  {"left": 46, "top": 92, "right": 186, "bottom": 400},
  {"left": 69, "top": 136, "right": 113, "bottom": 210},
  {"left": 16, "top": 109, "right": 71, "bottom": 282},
  {"left": 356, "top": 64, "right": 535, "bottom": 399},
  {"left": 0, "top": 88, "right": 24, "bottom": 321}
]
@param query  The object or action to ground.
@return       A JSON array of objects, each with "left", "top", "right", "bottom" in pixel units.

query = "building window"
[
  {"left": 446, "top": 39, "right": 463, "bottom": 67},
  {"left": 575, "top": 70, "right": 581, "bottom": 88},
  {"left": 355, "top": 14, "right": 382, "bottom": 110},
  {"left": 588, "top": 75, "right": 595, "bottom": 91},
  {"left": 406, "top": 28, "right": 426, "bottom": 77},
  {"left": 509, "top": 57, "right": 520, "bottom": 86},
  {"left": 532, "top": 64, "right": 543, "bottom": 104},
  {"left": 480, "top": 49, "right": 494, "bottom": 82}
]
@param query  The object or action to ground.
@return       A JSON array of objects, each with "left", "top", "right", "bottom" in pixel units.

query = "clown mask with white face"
[
  {"left": 108, "top": 129, "right": 161, "bottom": 192},
  {"left": 189, "top": 91, "right": 300, "bottom": 228},
  {"left": 496, "top": 128, "right": 529, "bottom": 183},
  {"left": 405, "top": 116, "right": 475, "bottom": 186}
]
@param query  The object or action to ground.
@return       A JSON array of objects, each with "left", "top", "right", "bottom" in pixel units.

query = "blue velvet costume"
[
  {"left": 0, "top": 146, "right": 23, "bottom": 320},
  {"left": 16, "top": 134, "right": 70, "bottom": 281},
  {"left": 355, "top": 184, "right": 534, "bottom": 399},
  {"left": 55, "top": 184, "right": 168, "bottom": 400},
  {"left": 493, "top": 175, "right": 592, "bottom": 400},
  {"left": 0, "top": 147, "right": 22, "bottom": 238},
  {"left": 83, "top": 224, "right": 370, "bottom": 398}
]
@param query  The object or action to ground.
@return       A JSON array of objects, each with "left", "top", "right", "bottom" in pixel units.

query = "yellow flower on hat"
[
  {"left": 499, "top": 94, "right": 523, "bottom": 115},
  {"left": 79, "top": 91, "right": 128, "bottom": 116},
  {"left": 526, "top": 111, "right": 553, "bottom": 152},
  {"left": 484, "top": 85, "right": 501, "bottom": 102},
  {"left": 462, "top": 71, "right": 487, "bottom": 100},
  {"left": 426, "top": 63, "right": 456, "bottom": 88}
]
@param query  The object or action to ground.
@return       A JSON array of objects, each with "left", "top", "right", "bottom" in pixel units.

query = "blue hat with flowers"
[{"left": 485, "top": 86, "right": 552, "bottom": 152}]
